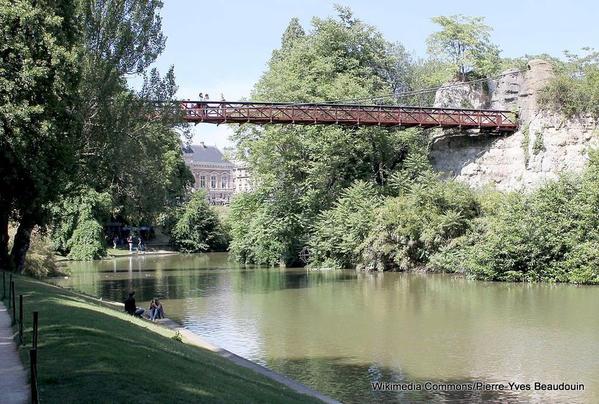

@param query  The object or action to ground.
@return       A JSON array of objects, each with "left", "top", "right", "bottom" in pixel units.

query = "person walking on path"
[
  {"left": 127, "top": 234, "right": 133, "bottom": 252},
  {"left": 0, "top": 301, "right": 29, "bottom": 403}
]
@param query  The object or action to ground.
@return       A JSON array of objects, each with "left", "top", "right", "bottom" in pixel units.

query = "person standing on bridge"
[{"left": 218, "top": 93, "right": 226, "bottom": 116}]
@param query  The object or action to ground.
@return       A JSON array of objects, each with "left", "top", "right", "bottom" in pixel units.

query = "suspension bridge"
[{"left": 178, "top": 101, "right": 518, "bottom": 133}]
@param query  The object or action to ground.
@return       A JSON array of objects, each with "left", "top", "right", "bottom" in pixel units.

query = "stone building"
[
  {"left": 183, "top": 143, "right": 235, "bottom": 205},
  {"left": 223, "top": 146, "right": 255, "bottom": 194}
]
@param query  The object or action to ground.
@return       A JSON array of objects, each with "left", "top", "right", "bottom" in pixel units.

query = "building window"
[
  {"left": 199, "top": 176, "right": 206, "bottom": 188},
  {"left": 210, "top": 175, "right": 216, "bottom": 189},
  {"left": 221, "top": 176, "right": 228, "bottom": 189}
]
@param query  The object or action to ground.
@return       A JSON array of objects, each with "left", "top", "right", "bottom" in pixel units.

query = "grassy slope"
[{"left": 3, "top": 275, "right": 319, "bottom": 403}]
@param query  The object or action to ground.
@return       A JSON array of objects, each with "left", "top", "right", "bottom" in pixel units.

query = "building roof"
[{"left": 183, "top": 143, "right": 233, "bottom": 166}]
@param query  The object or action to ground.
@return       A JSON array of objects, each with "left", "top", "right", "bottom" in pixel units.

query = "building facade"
[{"left": 183, "top": 143, "right": 235, "bottom": 205}]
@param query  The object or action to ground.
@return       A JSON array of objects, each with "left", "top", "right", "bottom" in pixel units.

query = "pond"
[{"left": 52, "top": 253, "right": 599, "bottom": 403}]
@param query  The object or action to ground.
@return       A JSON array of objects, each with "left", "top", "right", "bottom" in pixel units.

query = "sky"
[{"left": 136, "top": 0, "right": 599, "bottom": 149}]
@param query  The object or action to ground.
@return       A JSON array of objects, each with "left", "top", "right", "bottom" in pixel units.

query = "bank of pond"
[{"left": 50, "top": 253, "right": 599, "bottom": 403}]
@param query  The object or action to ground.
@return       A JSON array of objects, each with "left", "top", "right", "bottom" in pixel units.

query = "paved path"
[{"left": 0, "top": 301, "right": 29, "bottom": 404}]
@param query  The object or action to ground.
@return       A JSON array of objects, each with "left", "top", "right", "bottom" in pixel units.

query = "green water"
[{"left": 52, "top": 253, "right": 599, "bottom": 403}]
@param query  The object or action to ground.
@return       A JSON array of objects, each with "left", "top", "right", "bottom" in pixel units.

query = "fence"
[{"left": 3, "top": 274, "right": 40, "bottom": 404}]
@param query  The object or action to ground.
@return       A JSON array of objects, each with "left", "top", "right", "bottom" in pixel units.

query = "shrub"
[
  {"left": 23, "top": 229, "right": 67, "bottom": 278},
  {"left": 308, "top": 181, "right": 382, "bottom": 269},
  {"left": 228, "top": 192, "right": 305, "bottom": 266},
  {"left": 50, "top": 187, "right": 111, "bottom": 259},
  {"left": 359, "top": 174, "right": 480, "bottom": 271},
  {"left": 436, "top": 152, "right": 599, "bottom": 284},
  {"left": 538, "top": 50, "right": 599, "bottom": 118},
  {"left": 558, "top": 241, "right": 599, "bottom": 284},
  {"left": 169, "top": 191, "right": 228, "bottom": 253},
  {"left": 66, "top": 219, "right": 106, "bottom": 260}
]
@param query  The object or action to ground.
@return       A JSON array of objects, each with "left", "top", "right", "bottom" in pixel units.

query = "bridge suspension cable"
[{"left": 308, "top": 69, "right": 526, "bottom": 106}]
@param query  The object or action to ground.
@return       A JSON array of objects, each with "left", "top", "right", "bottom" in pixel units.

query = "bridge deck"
[{"left": 178, "top": 101, "right": 518, "bottom": 132}]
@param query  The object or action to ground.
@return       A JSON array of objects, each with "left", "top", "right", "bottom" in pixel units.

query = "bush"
[
  {"left": 308, "top": 181, "right": 382, "bottom": 269},
  {"left": 8, "top": 225, "right": 66, "bottom": 277},
  {"left": 434, "top": 152, "right": 599, "bottom": 284},
  {"left": 359, "top": 174, "right": 480, "bottom": 271},
  {"left": 169, "top": 191, "right": 228, "bottom": 253},
  {"left": 228, "top": 192, "right": 305, "bottom": 266},
  {"left": 50, "top": 187, "right": 111, "bottom": 259},
  {"left": 66, "top": 219, "right": 106, "bottom": 260},
  {"left": 24, "top": 229, "right": 67, "bottom": 278},
  {"left": 538, "top": 50, "right": 599, "bottom": 118}
]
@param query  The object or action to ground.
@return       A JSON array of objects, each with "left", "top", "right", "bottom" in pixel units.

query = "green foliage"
[
  {"left": 538, "top": 49, "right": 599, "bottom": 118},
  {"left": 0, "top": 0, "right": 81, "bottom": 270},
  {"left": 75, "top": 0, "right": 192, "bottom": 226},
  {"left": 66, "top": 219, "right": 106, "bottom": 260},
  {"left": 308, "top": 181, "right": 382, "bottom": 269},
  {"left": 433, "top": 153, "right": 599, "bottom": 284},
  {"left": 171, "top": 330, "right": 183, "bottom": 342},
  {"left": 426, "top": 15, "right": 501, "bottom": 79},
  {"left": 228, "top": 192, "right": 305, "bottom": 266},
  {"left": 532, "top": 131, "right": 545, "bottom": 155},
  {"left": 230, "top": 7, "right": 428, "bottom": 265},
  {"left": 7, "top": 225, "right": 64, "bottom": 278},
  {"left": 558, "top": 241, "right": 599, "bottom": 284},
  {"left": 170, "top": 191, "right": 228, "bottom": 253},
  {"left": 359, "top": 174, "right": 480, "bottom": 271},
  {"left": 52, "top": 188, "right": 110, "bottom": 261}
]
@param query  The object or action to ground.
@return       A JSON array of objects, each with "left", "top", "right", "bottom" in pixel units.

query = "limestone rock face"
[
  {"left": 430, "top": 59, "right": 598, "bottom": 191},
  {"left": 433, "top": 80, "right": 490, "bottom": 109},
  {"left": 489, "top": 68, "right": 521, "bottom": 110}
]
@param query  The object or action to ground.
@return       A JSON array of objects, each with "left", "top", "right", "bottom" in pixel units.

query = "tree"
[
  {"left": 229, "top": 7, "right": 428, "bottom": 265},
  {"left": 75, "top": 0, "right": 191, "bottom": 225},
  {"left": 281, "top": 17, "right": 305, "bottom": 49},
  {"left": 49, "top": 0, "right": 193, "bottom": 258},
  {"left": 426, "top": 15, "right": 500, "bottom": 80},
  {"left": 308, "top": 181, "right": 382, "bottom": 269},
  {"left": 170, "top": 191, "right": 228, "bottom": 253},
  {"left": 0, "top": 0, "right": 81, "bottom": 271}
]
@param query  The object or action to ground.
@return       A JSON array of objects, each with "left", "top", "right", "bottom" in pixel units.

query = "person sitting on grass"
[
  {"left": 154, "top": 299, "right": 164, "bottom": 320},
  {"left": 124, "top": 291, "right": 145, "bottom": 317},
  {"left": 149, "top": 299, "right": 158, "bottom": 321}
]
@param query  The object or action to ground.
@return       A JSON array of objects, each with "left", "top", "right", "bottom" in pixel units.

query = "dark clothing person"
[
  {"left": 124, "top": 294, "right": 136, "bottom": 315},
  {"left": 124, "top": 292, "right": 144, "bottom": 316}
]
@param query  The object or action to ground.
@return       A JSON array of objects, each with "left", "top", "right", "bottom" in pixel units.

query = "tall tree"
[
  {"left": 48, "top": 0, "right": 192, "bottom": 259},
  {"left": 426, "top": 15, "right": 500, "bottom": 80},
  {"left": 229, "top": 7, "right": 427, "bottom": 265},
  {"left": 0, "top": 0, "right": 81, "bottom": 271}
]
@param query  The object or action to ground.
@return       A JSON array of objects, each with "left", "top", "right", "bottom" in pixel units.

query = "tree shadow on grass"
[{"left": 19, "top": 290, "right": 317, "bottom": 403}]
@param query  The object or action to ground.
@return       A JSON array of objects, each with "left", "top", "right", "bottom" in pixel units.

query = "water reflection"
[{"left": 53, "top": 253, "right": 599, "bottom": 403}]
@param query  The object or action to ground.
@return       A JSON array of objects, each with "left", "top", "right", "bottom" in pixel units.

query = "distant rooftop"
[{"left": 183, "top": 142, "right": 233, "bottom": 165}]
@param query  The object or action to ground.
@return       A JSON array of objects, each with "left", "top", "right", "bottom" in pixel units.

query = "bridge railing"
[{"left": 178, "top": 101, "right": 518, "bottom": 132}]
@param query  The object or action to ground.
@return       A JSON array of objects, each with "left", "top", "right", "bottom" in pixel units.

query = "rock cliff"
[{"left": 430, "top": 59, "right": 598, "bottom": 191}]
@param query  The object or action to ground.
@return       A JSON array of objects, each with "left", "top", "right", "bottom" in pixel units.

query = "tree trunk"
[
  {"left": 10, "top": 214, "right": 35, "bottom": 274},
  {"left": 0, "top": 207, "right": 9, "bottom": 271}
]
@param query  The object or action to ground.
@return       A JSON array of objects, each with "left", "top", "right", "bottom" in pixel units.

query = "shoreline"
[{"left": 51, "top": 283, "right": 340, "bottom": 404}]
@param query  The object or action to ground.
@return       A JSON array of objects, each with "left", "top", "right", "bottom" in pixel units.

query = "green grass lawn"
[{"left": 2, "top": 275, "right": 320, "bottom": 403}]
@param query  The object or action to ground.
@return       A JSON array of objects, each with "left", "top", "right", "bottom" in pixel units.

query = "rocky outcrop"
[
  {"left": 434, "top": 80, "right": 491, "bottom": 110},
  {"left": 430, "top": 59, "right": 598, "bottom": 191}
]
